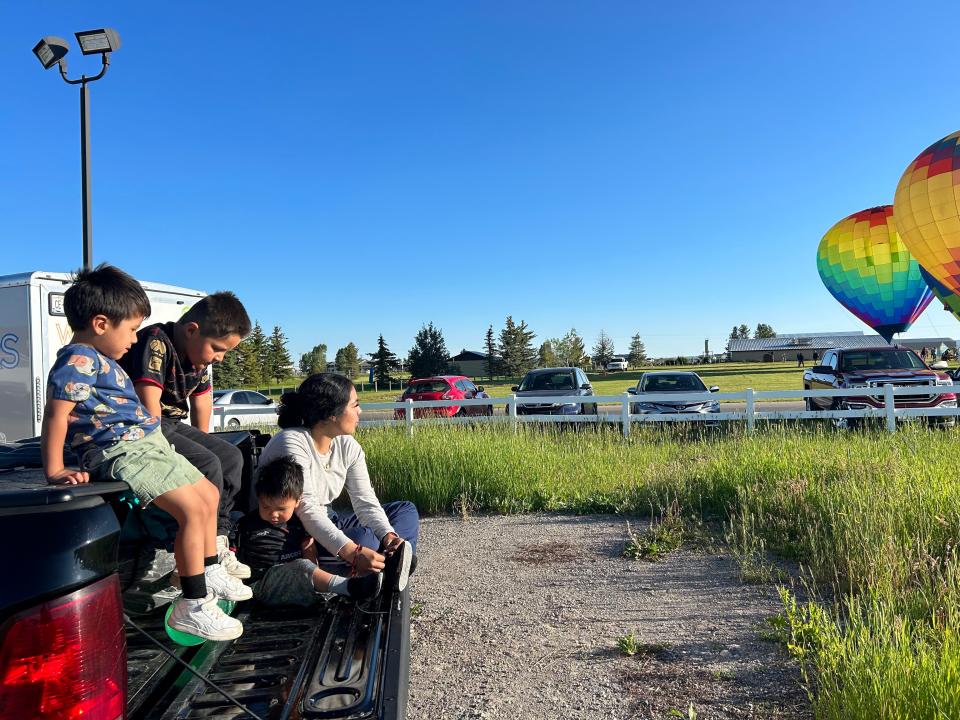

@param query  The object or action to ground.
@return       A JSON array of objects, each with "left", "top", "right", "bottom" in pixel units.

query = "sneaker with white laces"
[
  {"left": 216, "top": 535, "right": 251, "bottom": 579},
  {"left": 205, "top": 563, "right": 253, "bottom": 601},
  {"left": 167, "top": 593, "right": 243, "bottom": 642}
]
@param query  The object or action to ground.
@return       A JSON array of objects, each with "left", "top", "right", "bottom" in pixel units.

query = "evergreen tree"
[
  {"left": 299, "top": 343, "right": 327, "bottom": 375},
  {"left": 755, "top": 323, "right": 776, "bottom": 339},
  {"left": 213, "top": 346, "right": 244, "bottom": 388},
  {"left": 627, "top": 333, "right": 647, "bottom": 368},
  {"left": 368, "top": 334, "right": 399, "bottom": 385},
  {"left": 334, "top": 342, "right": 361, "bottom": 378},
  {"left": 267, "top": 325, "right": 292, "bottom": 383},
  {"left": 484, "top": 325, "right": 500, "bottom": 377},
  {"left": 592, "top": 330, "right": 615, "bottom": 370},
  {"left": 407, "top": 322, "right": 449, "bottom": 378},
  {"left": 498, "top": 316, "right": 537, "bottom": 377},
  {"left": 538, "top": 340, "right": 557, "bottom": 368},
  {"left": 737, "top": 324, "right": 751, "bottom": 339},
  {"left": 555, "top": 328, "right": 587, "bottom": 368},
  {"left": 729, "top": 326, "right": 739, "bottom": 341},
  {"left": 240, "top": 335, "right": 264, "bottom": 388}
]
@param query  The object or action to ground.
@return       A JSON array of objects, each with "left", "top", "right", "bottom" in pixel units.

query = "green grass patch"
[{"left": 358, "top": 421, "right": 960, "bottom": 716}]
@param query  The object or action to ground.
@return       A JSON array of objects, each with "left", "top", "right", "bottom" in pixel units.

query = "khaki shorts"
[{"left": 88, "top": 430, "right": 204, "bottom": 506}]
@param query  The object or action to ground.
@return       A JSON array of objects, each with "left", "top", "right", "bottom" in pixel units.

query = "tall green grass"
[{"left": 360, "top": 422, "right": 960, "bottom": 717}]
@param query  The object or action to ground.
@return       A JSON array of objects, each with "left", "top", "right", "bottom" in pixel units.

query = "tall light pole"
[{"left": 33, "top": 29, "right": 121, "bottom": 272}]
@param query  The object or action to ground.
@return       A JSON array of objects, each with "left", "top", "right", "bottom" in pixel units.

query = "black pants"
[{"left": 160, "top": 419, "right": 242, "bottom": 537}]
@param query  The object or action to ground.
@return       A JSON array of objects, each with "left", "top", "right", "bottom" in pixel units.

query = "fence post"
[
  {"left": 745, "top": 387, "right": 755, "bottom": 433},
  {"left": 884, "top": 383, "right": 896, "bottom": 433},
  {"left": 508, "top": 394, "right": 518, "bottom": 434},
  {"left": 621, "top": 392, "right": 631, "bottom": 439},
  {"left": 405, "top": 398, "right": 414, "bottom": 437}
]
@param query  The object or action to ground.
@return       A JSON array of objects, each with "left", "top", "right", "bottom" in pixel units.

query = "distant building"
[
  {"left": 449, "top": 349, "right": 489, "bottom": 378},
  {"left": 726, "top": 331, "right": 956, "bottom": 362}
]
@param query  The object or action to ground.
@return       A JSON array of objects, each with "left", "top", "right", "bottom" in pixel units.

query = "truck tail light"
[{"left": 0, "top": 575, "right": 126, "bottom": 720}]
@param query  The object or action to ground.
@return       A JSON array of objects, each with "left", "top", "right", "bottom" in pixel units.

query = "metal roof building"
[{"left": 726, "top": 332, "right": 956, "bottom": 362}]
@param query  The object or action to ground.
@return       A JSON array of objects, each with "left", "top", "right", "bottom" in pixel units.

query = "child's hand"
[
  {"left": 381, "top": 532, "right": 404, "bottom": 556},
  {"left": 47, "top": 468, "right": 90, "bottom": 485},
  {"left": 355, "top": 546, "right": 386, "bottom": 575},
  {"left": 301, "top": 536, "right": 318, "bottom": 563}
]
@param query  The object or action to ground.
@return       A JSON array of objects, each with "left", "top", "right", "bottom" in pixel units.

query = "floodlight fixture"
[
  {"left": 75, "top": 28, "right": 121, "bottom": 55},
  {"left": 32, "top": 36, "right": 69, "bottom": 70}
]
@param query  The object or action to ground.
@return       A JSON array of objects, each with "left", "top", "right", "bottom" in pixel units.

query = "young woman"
[{"left": 257, "top": 373, "right": 417, "bottom": 590}]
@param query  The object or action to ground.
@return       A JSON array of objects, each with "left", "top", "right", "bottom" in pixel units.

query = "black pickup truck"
[{"left": 0, "top": 432, "right": 409, "bottom": 720}]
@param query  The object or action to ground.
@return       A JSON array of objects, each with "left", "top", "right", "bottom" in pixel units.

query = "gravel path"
[{"left": 407, "top": 514, "right": 810, "bottom": 720}]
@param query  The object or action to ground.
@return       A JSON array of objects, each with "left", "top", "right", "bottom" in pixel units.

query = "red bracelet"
[{"left": 351, "top": 544, "right": 363, "bottom": 577}]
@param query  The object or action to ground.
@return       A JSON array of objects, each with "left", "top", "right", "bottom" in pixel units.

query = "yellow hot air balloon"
[{"left": 893, "top": 130, "right": 960, "bottom": 294}]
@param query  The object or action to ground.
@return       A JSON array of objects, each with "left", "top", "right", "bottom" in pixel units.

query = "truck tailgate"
[{"left": 133, "top": 588, "right": 410, "bottom": 720}]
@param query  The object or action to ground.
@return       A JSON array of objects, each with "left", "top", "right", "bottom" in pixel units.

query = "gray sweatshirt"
[{"left": 258, "top": 427, "right": 394, "bottom": 555}]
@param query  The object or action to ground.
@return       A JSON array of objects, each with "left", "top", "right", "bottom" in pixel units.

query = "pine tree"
[
  {"left": 737, "top": 324, "right": 751, "bottom": 339},
  {"left": 334, "top": 343, "right": 361, "bottom": 378},
  {"left": 627, "top": 333, "right": 647, "bottom": 368},
  {"left": 538, "top": 341, "right": 557, "bottom": 368},
  {"left": 240, "top": 335, "right": 264, "bottom": 388},
  {"left": 407, "top": 322, "right": 449, "bottom": 378},
  {"left": 498, "top": 316, "right": 537, "bottom": 377},
  {"left": 729, "top": 326, "right": 739, "bottom": 341},
  {"left": 267, "top": 325, "right": 292, "bottom": 383},
  {"left": 368, "top": 334, "right": 399, "bottom": 385},
  {"left": 555, "top": 328, "right": 586, "bottom": 368},
  {"left": 755, "top": 323, "right": 776, "bottom": 339},
  {"left": 299, "top": 343, "right": 327, "bottom": 375},
  {"left": 592, "top": 330, "right": 615, "bottom": 370},
  {"left": 213, "top": 345, "right": 243, "bottom": 388},
  {"left": 484, "top": 325, "right": 500, "bottom": 378}
]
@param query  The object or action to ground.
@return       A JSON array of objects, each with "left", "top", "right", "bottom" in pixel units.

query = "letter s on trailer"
[{"left": 0, "top": 271, "right": 205, "bottom": 443}]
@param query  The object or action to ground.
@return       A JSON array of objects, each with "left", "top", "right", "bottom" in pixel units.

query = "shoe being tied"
[
  {"left": 383, "top": 540, "right": 412, "bottom": 593},
  {"left": 205, "top": 563, "right": 253, "bottom": 602},
  {"left": 346, "top": 572, "right": 383, "bottom": 602},
  {"left": 216, "top": 535, "right": 251, "bottom": 579},
  {"left": 167, "top": 593, "right": 243, "bottom": 642}
]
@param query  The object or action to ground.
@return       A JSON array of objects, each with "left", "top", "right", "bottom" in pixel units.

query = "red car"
[{"left": 394, "top": 375, "right": 493, "bottom": 418}]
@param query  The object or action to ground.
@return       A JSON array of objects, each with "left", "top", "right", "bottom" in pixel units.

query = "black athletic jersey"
[
  {"left": 236, "top": 510, "right": 308, "bottom": 581},
  {"left": 119, "top": 322, "right": 211, "bottom": 419}
]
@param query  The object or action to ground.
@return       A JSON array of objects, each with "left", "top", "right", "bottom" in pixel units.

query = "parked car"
[
  {"left": 513, "top": 367, "right": 598, "bottom": 415},
  {"left": 803, "top": 346, "right": 956, "bottom": 428},
  {"left": 606, "top": 358, "right": 629, "bottom": 372},
  {"left": 627, "top": 371, "right": 720, "bottom": 420},
  {"left": 211, "top": 389, "right": 279, "bottom": 429},
  {"left": 394, "top": 375, "right": 493, "bottom": 419}
]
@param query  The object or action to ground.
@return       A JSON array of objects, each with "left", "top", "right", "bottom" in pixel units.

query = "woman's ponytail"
[{"left": 277, "top": 389, "right": 305, "bottom": 428}]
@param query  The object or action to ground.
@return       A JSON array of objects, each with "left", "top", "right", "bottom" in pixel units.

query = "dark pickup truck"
[
  {"left": 0, "top": 431, "right": 409, "bottom": 720},
  {"left": 803, "top": 345, "right": 957, "bottom": 427}
]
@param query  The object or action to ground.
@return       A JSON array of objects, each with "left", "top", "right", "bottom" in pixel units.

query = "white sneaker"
[
  {"left": 205, "top": 563, "right": 253, "bottom": 601},
  {"left": 167, "top": 593, "right": 243, "bottom": 642},
  {"left": 217, "top": 535, "right": 251, "bottom": 579}
]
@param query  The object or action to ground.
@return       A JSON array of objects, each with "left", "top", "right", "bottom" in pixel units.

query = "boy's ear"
[
  {"left": 182, "top": 321, "right": 201, "bottom": 337},
  {"left": 90, "top": 314, "right": 110, "bottom": 336}
]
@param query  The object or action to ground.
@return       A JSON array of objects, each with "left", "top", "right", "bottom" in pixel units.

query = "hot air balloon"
[
  {"left": 919, "top": 265, "right": 960, "bottom": 323},
  {"left": 893, "top": 130, "right": 960, "bottom": 294},
  {"left": 816, "top": 205, "right": 933, "bottom": 342}
]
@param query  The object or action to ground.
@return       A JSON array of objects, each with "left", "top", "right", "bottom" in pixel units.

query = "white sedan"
[{"left": 210, "top": 390, "right": 278, "bottom": 430}]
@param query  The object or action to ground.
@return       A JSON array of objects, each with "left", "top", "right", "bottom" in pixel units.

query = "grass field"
[
  {"left": 251, "top": 361, "right": 813, "bottom": 405},
  {"left": 357, "top": 422, "right": 960, "bottom": 718}
]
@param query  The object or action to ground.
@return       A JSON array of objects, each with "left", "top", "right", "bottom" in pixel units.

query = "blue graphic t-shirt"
[{"left": 47, "top": 344, "right": 160, "bottom": 454}]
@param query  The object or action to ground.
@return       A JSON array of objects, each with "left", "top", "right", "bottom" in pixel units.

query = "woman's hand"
[
  {"left": 381, "top": 532, "right": 404, "bottom": 556},
  {"left": 339, "top": 542, "right": 385, "bottom": 575}
]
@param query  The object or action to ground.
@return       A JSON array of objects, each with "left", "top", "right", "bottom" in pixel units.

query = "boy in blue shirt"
[{"left": 41, "top": 264, "right": 251, "bottom": 641}]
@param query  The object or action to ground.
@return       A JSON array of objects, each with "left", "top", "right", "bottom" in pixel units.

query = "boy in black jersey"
[{"left": 236, "top": 457, "right": 382, "bottom": 606}]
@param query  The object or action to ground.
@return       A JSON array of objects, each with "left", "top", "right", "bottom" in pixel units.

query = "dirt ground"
[{"left": 407, "top": 514, "right": 810, "bottom": 720}]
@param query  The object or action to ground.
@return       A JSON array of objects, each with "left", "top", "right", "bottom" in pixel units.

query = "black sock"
[
  {"left": 204, "top": 555, "right": 218, "bottom": 567},
  {"left": 181, "top": 573, "right": 207, "bottom": 599}
]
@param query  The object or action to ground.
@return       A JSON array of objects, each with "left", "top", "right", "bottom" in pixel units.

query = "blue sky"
[{"left": 4, "top": 2, "right": 960, "bottom": 362}]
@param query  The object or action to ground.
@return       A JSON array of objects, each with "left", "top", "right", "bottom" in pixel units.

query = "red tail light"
[
  {"left": 0, "top": 575, "right": 126, "bottom": 719},
  {"left": 441, "top": 393, "right": 453, "bottom": 400}
]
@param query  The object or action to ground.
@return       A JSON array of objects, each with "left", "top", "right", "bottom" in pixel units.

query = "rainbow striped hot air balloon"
[
  {"left": 919, "top": 265, "right": 960, "bottom": 323},
  {"left": 816, "top": 206, "right": 933, "bottom": 342},
  {"left": 894, "top": 130, "right": 960, "bottom": 294}
]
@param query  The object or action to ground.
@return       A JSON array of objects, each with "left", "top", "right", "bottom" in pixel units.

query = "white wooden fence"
[{"left": 213, "top": 386, "right": 959, "bottom": 436}]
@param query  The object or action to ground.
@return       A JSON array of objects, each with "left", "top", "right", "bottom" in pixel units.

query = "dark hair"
[
  {"left": 255, "top": 457, "right": 304, "bottom": 500},
  {"left": 64, "top": 263, "right": 152, "bottom": 331},
  {"left": 179, "top": 291, "right": 251, "bottom": 339},
  {"left": 278, "top": 373, "right": 354, "bottom": 429}
]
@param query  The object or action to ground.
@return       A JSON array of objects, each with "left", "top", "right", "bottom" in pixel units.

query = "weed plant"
[{"left": 359, "top": 421, "right": 960, "bottom": 717}]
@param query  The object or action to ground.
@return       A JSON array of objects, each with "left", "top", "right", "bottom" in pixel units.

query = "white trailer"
[{"left": 0, "top": 271, "right": 205, "bottom": 443}]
